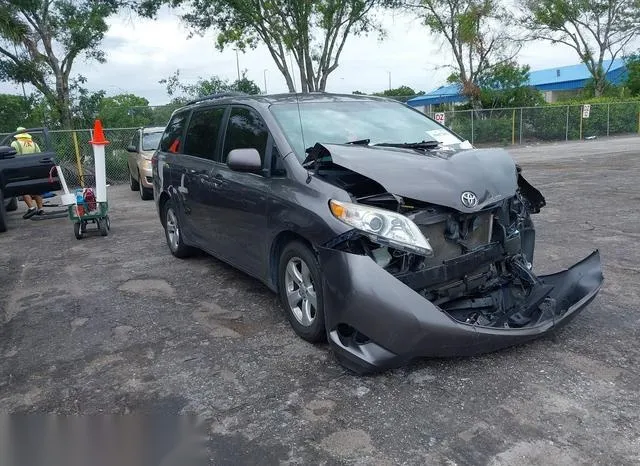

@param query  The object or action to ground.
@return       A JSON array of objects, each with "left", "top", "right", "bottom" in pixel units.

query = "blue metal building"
[{"left": 407, "top": 59, "right": 628, "bottom": 109}]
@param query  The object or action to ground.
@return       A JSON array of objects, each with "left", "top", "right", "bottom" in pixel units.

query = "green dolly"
[{"left": 68, "top": 201, "right": 110, "bottom": 239}]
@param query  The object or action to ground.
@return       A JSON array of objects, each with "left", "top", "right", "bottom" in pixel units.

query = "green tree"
[
  {"left": 0, "top": 0, "right": 122, "bottom": 129},
  {"left": 0, "top": 93, "right": 39, "bottom": 132},
  {"left": 139, "top": 0, "right": 389, "bottom": 92},
  {"left": 98, "top": 94, "right": 153, "bottom": 128},
  {"left": 521, "top": 0, "right": 640, "bottom": 97},
  {"left": 70, "top": 76, "right": 107, "bottom": 128},
  {"left": 160, "top": 69, "right": 262, "bottom": 102},
  {"left": 407, "top": 0, "right": 521, "bottom": 108},
  {"left": 478, "top": 62, "right": 545, "bottom": 108},
  {"left": 625, "top": 54, "right": 640, "bottom": 96},
  {"left": 373, "top": 86, "right": 425, "bottom": 97}
]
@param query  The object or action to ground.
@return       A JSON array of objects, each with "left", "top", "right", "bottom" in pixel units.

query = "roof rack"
[{"left": 186, "top": 92, "right": 247, "bottom": 106}]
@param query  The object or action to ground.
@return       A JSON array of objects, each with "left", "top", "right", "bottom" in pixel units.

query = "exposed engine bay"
[{"left": 309, "top": 143, "right": 578, "bottom": 330}]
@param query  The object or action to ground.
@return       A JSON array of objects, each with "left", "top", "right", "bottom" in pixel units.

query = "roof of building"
[{"left": 407, "top": 59, "right": 628, "bottom": 107}]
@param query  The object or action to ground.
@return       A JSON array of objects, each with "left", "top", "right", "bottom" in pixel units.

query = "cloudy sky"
[{"left": 0, "top": 7, "right": 604, "bottom": 105}]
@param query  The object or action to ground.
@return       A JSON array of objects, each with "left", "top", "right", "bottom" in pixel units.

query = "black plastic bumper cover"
[{"left": 318, "top": 247, "right": 603, "bottom": 374}]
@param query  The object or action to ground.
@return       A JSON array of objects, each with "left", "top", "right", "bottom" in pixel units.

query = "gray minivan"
[{"left": 152, "top": 92, "right": 602, "bottom": 373}]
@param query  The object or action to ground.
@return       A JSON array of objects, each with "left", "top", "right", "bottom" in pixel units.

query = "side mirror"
[
  {"left": 0, "top": 145, "right": 17, "bottom": 159},
  {"left": 227, "top": 148, "right": 262, "bottom": 173},
  {"left": 126, "top": 145, "right": 137, "bottom": 153}
]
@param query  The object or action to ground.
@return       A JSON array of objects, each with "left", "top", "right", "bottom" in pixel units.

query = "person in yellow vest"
[{"left": 11, "top": 127, "right": 45, "bottom": 219}]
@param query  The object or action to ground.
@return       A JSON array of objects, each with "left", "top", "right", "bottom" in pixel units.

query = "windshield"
[
  {"left": 269, "top": 100, "right": 464, "bottom": 161},
  {"left": 142, "top": 132, "right": 163, "bottom": 151}
]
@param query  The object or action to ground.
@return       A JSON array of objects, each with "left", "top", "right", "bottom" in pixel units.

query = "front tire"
[
  {"left": 74, "top": 222, "right": 83, "bottom": 239},
  {"left": 0, "top": 190, "right": 7, "bottom": 233},
  {"left": 162, "top": 200, "right": 193, "bottom": 258},
  {"left": 130, "top": 172, "right": 140, "bottom": 191},
  {"left": 6, "top": 196, "right": 18, "bottom": 212},
  {"left": 278, "top": 241, "right": 325, "bottom": 343}
]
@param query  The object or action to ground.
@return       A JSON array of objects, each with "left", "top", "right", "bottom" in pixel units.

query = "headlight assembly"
[{"left": 329, "top": 199, "right": 433, "bottom": 256}]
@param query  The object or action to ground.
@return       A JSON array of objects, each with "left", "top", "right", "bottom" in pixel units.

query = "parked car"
[
  {"left": 127, "top": 126, "right": 164, "bottom": 200},
  {"left": 0, "top": 128, "right": 61, "bottom": 233},
  {"left": 153, "top": 93, "right": 603, "bottom": 374}
]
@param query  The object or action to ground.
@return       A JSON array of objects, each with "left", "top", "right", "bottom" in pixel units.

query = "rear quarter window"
[{"left": 160, "top": 111, "right": 189, "bottom": 153}]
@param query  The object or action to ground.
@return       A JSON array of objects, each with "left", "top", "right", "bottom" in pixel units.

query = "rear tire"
[
  {"left": 162, "top": 199, "right": 193, "bottom": 258},
  {"left": 130, "top": 172, "right": 140, "bottom": 191},
  {"left": 98, "top": 219, "right": 108, "bottom": 236},
  {"left": 0, "top": 190, "right": 7, "bottom": 233},
  {"left": 278, "top": 241, "right": 326, "bottom": 343},
  {"left": 74, "top": 222, "right": 82, "bottom": 239},
  {"left": 139, "top": 174, "right": 153, "bottom": 200},
  {"left": 6, "top": 196, "right": 18, "bottom": 212}
]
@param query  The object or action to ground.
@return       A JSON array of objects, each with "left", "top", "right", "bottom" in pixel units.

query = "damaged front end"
[{"left": 309, "top": 143, "right": 603, "bottom": 373}]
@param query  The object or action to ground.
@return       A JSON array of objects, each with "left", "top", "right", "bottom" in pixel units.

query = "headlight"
[{"left": 329, "top": 200, "right": 433, "bottom": 256}]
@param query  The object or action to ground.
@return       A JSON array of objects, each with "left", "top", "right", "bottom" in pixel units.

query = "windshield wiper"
[
  {"left": 374, "top": 140, "right": 440, "bottom": 150},
  {"left": 344, "top": 138, "right": 370, "bottom": 145}
]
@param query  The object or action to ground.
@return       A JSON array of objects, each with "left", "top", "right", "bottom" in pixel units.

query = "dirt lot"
[{"left": 1, "top": 136, "right": 639, "bottom": 464}]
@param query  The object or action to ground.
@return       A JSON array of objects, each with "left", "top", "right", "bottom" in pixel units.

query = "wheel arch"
[
  {"left": 269, "top": 230, "right": 315, "bottom": 291},
  {"left": 158, "top": 191, "right": 171, "bottom": 224}
]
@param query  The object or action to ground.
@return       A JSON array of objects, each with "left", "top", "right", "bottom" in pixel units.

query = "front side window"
[
  {"left": 222, "top": 107, "right": 269, "bottom": 165},
  {"left": 160, "top": 111, "right": 188, "bottom": 153},
  {"left": 269, "top": 100, "right": 464, "bottom": 161},
  {"left": 183, "top": 107, "right": 226, "bottom": 160},
  {"left": 130, "top": 133, "right": 140, "bottom": 151}
]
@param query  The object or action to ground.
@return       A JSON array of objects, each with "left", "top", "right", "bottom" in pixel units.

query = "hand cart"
[{"left": 68, "top": 197, "right": 110, "bottom": 239}]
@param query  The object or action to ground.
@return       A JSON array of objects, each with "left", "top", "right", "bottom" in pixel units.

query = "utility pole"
[
  {"left": 235, "top": 50, "right": 241, "bottom": 81},
  {"left": 388, "top": 71, "right": 391, "bottom": 91},
  {"left": 263, "top": 69, "right": 268, "bottom": 94}
]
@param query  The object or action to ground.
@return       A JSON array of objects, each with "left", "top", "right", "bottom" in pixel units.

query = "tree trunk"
[
  {"left": 284, "top": 74, "right": 296, "bottom": 93},
  {"left": 54, "top": 72, "right": 72, "bottom": 129},
  {"left": 594, "top": 77, "right": 605, "bottom": 97},
  {"left": 297, "top": 50, "right": 310, "bottom": 93}
]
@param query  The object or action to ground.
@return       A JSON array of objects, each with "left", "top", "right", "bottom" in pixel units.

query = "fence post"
[
  {"left": 565, "top": 106, "right": 569, "bottom": 141},
  {"left": 72, "top": 131, "right": 85, "bottom": 188},
  {"left": 607, "top": 103, "right": 610, "bottom": 137},
  {"left": 512, "top": 109, "right": 516, "bottom": 145},
  {"left": 519, "top": 108, "right": 523, "bottom": 144},
  {"left": 638, "top": 106, "right": 640, "bottom": 134},
  {"left": 471, "top": 110, "right": 474, "bottom": 144},
  {"left": 579, "top": 106, "right": 583, "bottom": 140}
]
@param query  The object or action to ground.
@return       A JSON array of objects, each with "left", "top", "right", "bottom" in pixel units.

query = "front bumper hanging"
[{"left": 318, "top": 247, "right": 603, "bottom": 374}]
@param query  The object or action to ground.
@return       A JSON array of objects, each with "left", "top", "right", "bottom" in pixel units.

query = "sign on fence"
[
  {"left": 582, "top": 104, "right": 591, "bottom": 118},
  {"left": 434, "top": 112, "right": 446, "bottom": 125}
]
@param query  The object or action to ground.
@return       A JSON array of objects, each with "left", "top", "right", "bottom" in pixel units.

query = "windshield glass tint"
[
  {"left": 269, "top": 100, "right": 462, "bottom": 160},
  {"left": 142, "top": 132, "right": 162, "bottom": 151}
]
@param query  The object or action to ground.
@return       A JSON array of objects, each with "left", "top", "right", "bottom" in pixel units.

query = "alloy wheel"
[
  {"left": 284, "top": 257, "right": 318, "bottom": 327},
  {"left": 166, "top": 208, "right": 180, "bottom": 251}
]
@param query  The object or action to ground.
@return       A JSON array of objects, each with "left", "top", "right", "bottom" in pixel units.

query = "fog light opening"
[{"left": 336, "top": 323, "right": 370, "bottom": 345}]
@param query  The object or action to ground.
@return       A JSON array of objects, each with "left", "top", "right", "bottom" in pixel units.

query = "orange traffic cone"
[{"left": 90, "top": 119, "right": 109, "bottom": 145}]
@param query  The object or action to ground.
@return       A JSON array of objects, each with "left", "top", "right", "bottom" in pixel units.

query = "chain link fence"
[{"left": 425, "top": 102, "right": 640, "bottom": 145}]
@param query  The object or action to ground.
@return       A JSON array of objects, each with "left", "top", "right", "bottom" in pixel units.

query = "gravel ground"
[{"left": 1, "top": 136, "right": 639, "bottom": 465}]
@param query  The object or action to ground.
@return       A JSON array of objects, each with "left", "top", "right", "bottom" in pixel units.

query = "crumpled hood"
[{"left": 317, "top": 143, "right": 518, "bottom": 212}]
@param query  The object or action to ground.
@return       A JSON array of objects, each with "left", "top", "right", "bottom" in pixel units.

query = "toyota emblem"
[{"left": 461, "top": 191, "right": 478, "bottom": 208}]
